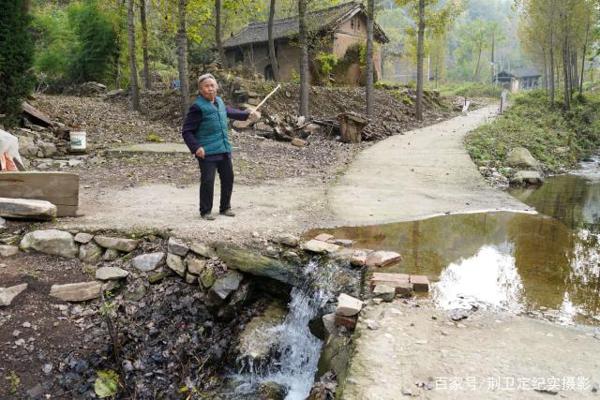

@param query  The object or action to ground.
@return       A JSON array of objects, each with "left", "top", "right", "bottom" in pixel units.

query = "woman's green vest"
[{"left": 193, "top": 95, "right": 232, "bottom": 155}]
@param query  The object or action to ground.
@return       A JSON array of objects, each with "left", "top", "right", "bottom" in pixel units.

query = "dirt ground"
[{"left": 0, "top": 253, "right": 94, "bottom": 399}]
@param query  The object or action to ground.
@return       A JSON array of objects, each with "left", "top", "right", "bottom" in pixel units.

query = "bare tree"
[
  {"left": 366, "top": 0, "right": 375, "bottom": 117},
  {"left": 268, "top": 0, "right": 280, "bottom": 80},
  {"left": 215, "top": 0, "right": 226, "bottom": 67},
  {"left": 416, "top": 0, "right": 425, "bottom": 121},
  {"left": 127, "top": 0, "right": 140, "bottom": 111},
  {"left": 177, "top": 0, "right": 190, "bottom": 115},
  {"left": 298, "top": 0, "right": 309, "bottom": 117},
  {"left": 140, "top": 0, "right": 151, "bottom": 90}
]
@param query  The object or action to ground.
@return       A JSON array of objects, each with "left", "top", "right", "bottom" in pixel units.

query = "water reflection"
[
  {"left": 434, "top": 244, "right": 524, "bottom": 313},
  {"left": 321, "top": 211, "right": 600, "bottom": 325},
  {"left": 510, "top": 173, "right": 600, "bottom": 231}
]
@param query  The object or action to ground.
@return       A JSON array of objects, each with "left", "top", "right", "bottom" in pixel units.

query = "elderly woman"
[{"left": 182, "top": 73, "right": 260, "bottom": 220}]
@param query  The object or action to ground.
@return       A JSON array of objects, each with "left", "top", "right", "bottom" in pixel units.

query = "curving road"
[{"left": 328, "top": 105, "right": 533, "bottom": 226}]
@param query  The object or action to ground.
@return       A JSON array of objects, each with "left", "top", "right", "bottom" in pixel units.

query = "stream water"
[
  {"left": 229, "top": 260, "right": 333, "bottom": 400},
  {"left": 323, "top": 159, "right": 600, "bottom": 326}
]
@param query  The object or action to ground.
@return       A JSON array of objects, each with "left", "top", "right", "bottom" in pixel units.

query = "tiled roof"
[{"left": 223, "top": 1, "right": 388, "bottom": 48}]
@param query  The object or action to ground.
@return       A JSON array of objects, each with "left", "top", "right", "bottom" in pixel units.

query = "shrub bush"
[{"left": 0, "top": 0, "right": 34, "bottom": 126}]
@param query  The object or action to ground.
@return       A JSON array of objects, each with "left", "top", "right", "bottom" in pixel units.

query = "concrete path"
[
  {"left": 342, "top": 300, "right": 600, "bottom": 400},
  {"left": 328, "top": 106, "right": 533, "bottom": 226},
  {"left": 107, "top": 142, "right": 189, "bottom": 154}
]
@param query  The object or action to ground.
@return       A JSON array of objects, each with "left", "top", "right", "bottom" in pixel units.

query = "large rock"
[
  {"left": 365, "top": 251, "right": 402, "bottom": 268},
  {"left": 0, "top": 198, "right": 56, "bottom": 220},
  {"left": 39, "top": 142, "right": 57, "bottom": 158},
  {"left": 336, "top": 293, "right": 363, "bottom": 317},
  {"left": 20, "top": 229, "right": 77, "bottom": 258},
  {"left": 166, "top": 253, "right": 186, "bottom": 277},
  {"left": 506, "top": 147, "right": 539, "bottom": 169},
  {"left": 272, "top": 233, "right": 300, "bottom": 248},
  {"left": 18, "top": 135, "right": 38, "bottom": 157},
  {"left": 186, "top": 255, "right": 207, "bottom": 275},
  {"left": 78, "top": 241, "right": 103, "bottom": 264},
  {"left": 94, "top": 236, "right": 139, "bottom": 252},
  {"left": 74, "top": 232, "right": 94, "bottom": 244},
  {"left": 132, "top": 252, "right": 164, "bottom": 272},
  {"left": 0, "top": 283, "right": 28, "bottom": 306},
  {"left": 510, "top": 170, "right": 544, "bottom": 186},
  {"left": 216, "top": 245, "right": 299, "bottom": 285},
  {"left": 200, "top": 267, "right": 217, "bottom": 288},
  {"left": 0, "top": 245, "right": 19, "bottom": 257},
  {"left": 237, "top": 302, "right": 286, "bottom": 361},
  {"left": 103, "top": 248, "right": 120, "bottom": 261},
  {"left": 190, "top": 242, "right": 216, "bottom": 258},
  {"left": 49, "top": 282, "right": 102, "bottom": 302},
  {"left": 168, "top": 237, "right": 189, "bottom": 256},
  {"left": 210, "top": 270, "right": 244, "bottom": 299},
  {"left": 95, "top": 267, "right": 129, "bottom": 281},
  {"left": 373, "top": 285, "right": 396, "bottom": 302},
  {"left": 302, "top": 240, "right": 340, "bottom": 254}
]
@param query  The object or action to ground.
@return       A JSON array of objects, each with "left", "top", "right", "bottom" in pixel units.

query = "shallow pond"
[{"left": 323, "top": 161, "right": 600, "bottom": 326}]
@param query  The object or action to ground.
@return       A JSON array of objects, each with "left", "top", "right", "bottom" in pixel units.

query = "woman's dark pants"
[{"left": 197, "top": 157, "right": 234, "bottom": 216}]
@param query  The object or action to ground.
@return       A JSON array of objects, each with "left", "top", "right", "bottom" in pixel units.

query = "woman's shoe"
[{"left": 220, "top": 209, "right": 236, "bottom": 217}]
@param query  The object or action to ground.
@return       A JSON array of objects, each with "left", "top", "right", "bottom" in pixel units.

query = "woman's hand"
[
  {"left": 248, "top": 110, "right": 261, "bottom": 123},
  {"left": 195, "top": 147, "right": 205, "bottom": 159}
]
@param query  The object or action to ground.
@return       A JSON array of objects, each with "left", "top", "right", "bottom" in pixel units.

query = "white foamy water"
[{"left": 233, "top": 260, "right": 330, "bottom": 399}]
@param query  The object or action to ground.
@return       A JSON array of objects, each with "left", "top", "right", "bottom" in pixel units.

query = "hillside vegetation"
[{"left": 466, "top": 90, "right": 600, "bottom": 173}]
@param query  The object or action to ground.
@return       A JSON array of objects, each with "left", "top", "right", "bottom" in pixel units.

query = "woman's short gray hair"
[{"left": 198, "top": 73, "right": 217, "bottom": 86}]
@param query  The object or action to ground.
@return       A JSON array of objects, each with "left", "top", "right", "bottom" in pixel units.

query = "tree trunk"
[
  {"left": 571, "top": 49, "right": 578, "bottom": 96},
  {"left": 579, "top": 14, "right": 590, "bottom": 95},
  {"left": 215, "top": 0, "right": 226, "bottom": 67},
  {"left": 177, "top": 0, "right": 190, "bottom": 115},
  {"left": 490, "top": 31, "right": 495, "bottom": 84},
  {"left": 381, "top": 45, "right": 386, "bottom": 80},
  {"left": 298, "top": 0, "right": 309, "bottom": 117},
  {"left": 474, "top": 43, "right": 482, "bottom": 81},
  {"left": 140, "top": 0, "right": 151, "bottom": 90},
  {"left": 366, "top": 0, "right": 375, "bottom": 117},
  {"left": 562, "top": 35, "right": 571, "bottom": 110},
  {"left": 416, "top": 0, "right": 425, "bottom": 121},
  {"left": 267, "top": 0, "right": 280, "bottom": 81},
  {"left": 542, "top": 46, "right": 548, "bottom": 92},
  {"left": 127, "top": 0, "right": 140, "bottom": 111}
]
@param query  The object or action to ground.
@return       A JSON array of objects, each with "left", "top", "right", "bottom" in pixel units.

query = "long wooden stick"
[{"left": 254, "top": 84, "right": 281, "bottom": 111}]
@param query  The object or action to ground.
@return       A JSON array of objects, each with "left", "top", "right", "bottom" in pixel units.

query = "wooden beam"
[{"left": 0, "top": 172, "right": 79, "bottom": 217}]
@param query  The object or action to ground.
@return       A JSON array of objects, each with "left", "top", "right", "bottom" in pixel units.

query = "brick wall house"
[{"left": 222, "top": 2, "right": 389, "bottom": 85}]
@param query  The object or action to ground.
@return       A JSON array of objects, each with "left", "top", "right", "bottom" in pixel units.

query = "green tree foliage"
[
  {"left": 517, "top": 0, "right": 599, "bottom": 107},
  {"left": 31, "top": 0, "right": 120, "bottom": 86},
  {"left": 67, "top": 0, "right": 120, "bottom": 83},
  {"left": 0, "top": 0, "right": 34, "bottom": 126},
  {"left": 31, "top": 5, "right": 74, "bottom": 83}
]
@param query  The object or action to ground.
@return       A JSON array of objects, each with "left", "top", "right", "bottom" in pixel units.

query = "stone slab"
[
  {"left": 336, "top": 293, "right": 363, "bottom": 317},
  {"left": 0, "top": 197, "right": 57, "bottom": 220},
  {"left": 108, "top": 143, "right": 189, "bottom": 154},
  {"left": 0, "top": 172, "right": 79, "bottom": 217},
  {"left": 0, "top": 283, "right": 28, "bottom": 306},
  {"left": 49, "top": 281, "right": 102, "bottom": 302}
]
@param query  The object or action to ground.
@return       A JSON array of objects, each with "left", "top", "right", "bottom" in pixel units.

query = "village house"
[
  {"left": 494, "top": 69, "right": 542, "bottom": 92},
  {"left": 222, "top": 1, "right": 389, "bottom": 85}
]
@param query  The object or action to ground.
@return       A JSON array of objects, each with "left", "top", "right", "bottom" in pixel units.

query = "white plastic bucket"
[{"left": 70, "top": 131, "right": 86, "bottom": 152}]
